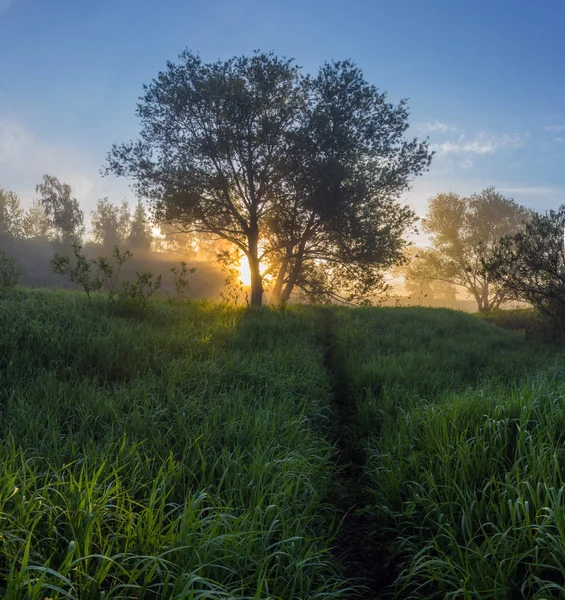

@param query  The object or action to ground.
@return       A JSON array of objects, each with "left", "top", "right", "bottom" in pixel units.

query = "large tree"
[
  {"left": 36, "top": 175, "right": 84, "bottom": 245},
  {"left": 409, "top": 188, "right": 530, "bottom": 311},
  {"left": 105, "top": 51, "right": 431, "bottom": 305}
]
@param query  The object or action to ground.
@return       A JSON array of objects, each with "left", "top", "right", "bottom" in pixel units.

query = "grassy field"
[{"left": 1, "top": 290, "right": 565, "bottom": 598}]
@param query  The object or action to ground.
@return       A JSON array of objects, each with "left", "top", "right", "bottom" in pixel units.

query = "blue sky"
[{"left": 0, "top": 0, "right": 563, "bottom": 236}]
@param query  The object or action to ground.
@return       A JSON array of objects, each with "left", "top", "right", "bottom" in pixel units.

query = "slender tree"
[
  {"left": 127, "top": 201, "right": 153, "bottom": 250},
  {"left": 91, "top": 198, "right": 131, "bottom": 247},
  {"left": 22, "top": 200, "right": 53, "bottom": 240},
  {"left": 0, "top": 189, "right": 24, "bottom": 239},
  {"left": 36, "top": 175, "right": 84, "bottom": 245}
]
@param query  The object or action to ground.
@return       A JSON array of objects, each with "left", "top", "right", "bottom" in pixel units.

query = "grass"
[
  {"left": 334, "top": 307, "right": 565, "bottom": 598},
  {"left": 3, "top": 290, "right": 565, "bottom": 598},
  {"left": 0, "top": 289, "right": 347, "bottom": 599}
]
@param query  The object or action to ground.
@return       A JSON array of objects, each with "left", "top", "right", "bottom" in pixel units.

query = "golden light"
[
  {"left": 237, "top": 253, "right": 269, "bottom": 287},
  {"left": 238, "top": 257, "right": 252, "bottom": 286}
]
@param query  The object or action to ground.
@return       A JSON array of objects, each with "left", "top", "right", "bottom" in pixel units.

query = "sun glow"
[
  {"left": 238, "top": 255, "right": 269, "bottom": 287},
  {"left": 238, "top": 258, "right": 252, "bottom": 286}
]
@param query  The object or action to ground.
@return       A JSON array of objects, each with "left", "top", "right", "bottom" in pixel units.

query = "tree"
[
  {"left": 36, "top": 175, "right": 84, "bottom": 244},
  {"left": 265, "top": 61, "right": 430, "bottom": 304},
  {"left": 127, "top": 201, "right": 153, "bottom": 250},
  {"left": 410, "top": 188, "right": 531, "bottom": 312},
  {"left": 0, "top": 189, "right": 24, "bottom": 239},
  {"left": 154, "top": 222, "right": 199, "bottom": 258},
  {"left": 91, "top": 198, "right": 131, "bottom": 247},
  {"left": 401, "top": 248, "right": 457, "bottom": 303},
  {"left": 105, "top": 51, "right": 431, "bottom": 306},
  {"left": 486, "top": 206, "right": 565, "bottom": 337},
  {"left": 22, "top": 200, "right": 53, "bottom": 240}
]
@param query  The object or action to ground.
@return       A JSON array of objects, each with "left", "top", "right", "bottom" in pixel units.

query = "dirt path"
[{"left": 313, "top": 307, "right": 395, "bottom": 598}]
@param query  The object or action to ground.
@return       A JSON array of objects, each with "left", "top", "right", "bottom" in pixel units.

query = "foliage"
[
  {"left": 94, "top": 246, "right": 133, "bottom": 296},
  {"left": 408, "top": 188, "right": 530, "bottom": 311},
  {"left": 105, "top": 51, "right": 432, "bottom": 306},
  {"left": 36, "top": 174, "right": 85, "bottom": 244},
  {"left": 127, "top": 200, "right": 153, "bottom": 250},
  {"left": 22, "top": 199, "right": 53, "bottom": 240},
  {"left": 0, "top": 250, "right": 21, "bottom": 294},
  {"left": 118, "top": 271, "right": 162, "bottom": 310},
  {"left": 477, "top": 307, "right": 555, "bottom": 343},
  {"left": 51, "top": 243, "right": 103, "bottom": 300},
  {"left": 486, "top": 205, "right": 565, "bottom": 339},
  {"left": 154, "top": 222, "right": 199, "bottom": 257},
  {"left": 0, "top": 189, "right": 24, "bottom": 239},
  {"left": 90, "top": 198, "right": 131, "bottom": 247},
  {"left": 168, "top": 261, "right": 196, "bottom": 300}
]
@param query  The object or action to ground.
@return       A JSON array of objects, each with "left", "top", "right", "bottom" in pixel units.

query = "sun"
[{"left": 238, "top": 258, "right": 252, "bottom": 286}]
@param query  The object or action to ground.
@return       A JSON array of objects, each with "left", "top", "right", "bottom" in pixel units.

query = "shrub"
[
  {"left": 0, "top": 250, "right": 21, "bottom": 294},
  {"left": 94, "top": 246, "right": 133, "bottom": 296},
  {"left": 168, "top": 261, "right": 196, "bottom": 300},
  {"left": 51, "top": 243, "right": 103, "bottom": 300},
  {"left": 118, "top": 271, "right": 162, "bottom": 310}
]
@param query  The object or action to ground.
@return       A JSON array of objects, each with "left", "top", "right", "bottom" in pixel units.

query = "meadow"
[{"left": 1, "top": 289, "right": 565, "bottom": 598}]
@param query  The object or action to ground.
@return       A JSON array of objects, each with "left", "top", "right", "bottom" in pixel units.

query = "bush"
[
  {"left": 0, "top": 250, "right": 21, "bottom": 294},
  {"left": 117, "top": 271, "right": 162, "bottom": 311},
  {"left": 51, "top": 243, "right": 103, "bottom": 300},
  {"left": 478, "top": 308, "right": 555, "bottom": 343},
  {"left": 168, "top": 261, "right": 196, "bottom": 301}
]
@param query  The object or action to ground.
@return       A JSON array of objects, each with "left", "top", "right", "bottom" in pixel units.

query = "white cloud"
[
  {"left": 0, "top": 119, "right": 132, "bottom": 219},
  {"left": 418, "top": 121, "right": 461, "bottom": 134},
  {"left": 459, "top": 158, "right": 474, "bottom": 169},
  {"left": 433, "top": 132, "right": 526, "bottom": 155},
  {"left": 543, "top": 124, "right": 565, "bottom": 133},
  {"left": 497, "top": 185, "right": 564, "bottom": 200},
  {"left": 423, "top": 121, "right": 452, "bottom": 133}
]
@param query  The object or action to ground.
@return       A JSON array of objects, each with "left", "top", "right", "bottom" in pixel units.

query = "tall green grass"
[
  {"left": 335, "top": 307, "right": 565, "bottom": 598},
  {"left": 0, "top": 289, "right": 347, "bottom": 599}
]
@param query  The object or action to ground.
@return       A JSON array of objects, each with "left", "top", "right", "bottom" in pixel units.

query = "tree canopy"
[
  {"left": 487, "top": 206, "right": 565, "bottom": 336},
  {"left": 36, "top": 175, "right": 84, "bottom": 245},
  {"left": 105, "top": 51, "right": 432, "bottom": 305},
  {"left": 0, "top": 189, "right": 24, "bottom": 240},
  {"left": 407, "top": 188, "right": 530, "bottom": 311},
  {"left": 91, "top": 198, "right": 131, "bottom": 248}
]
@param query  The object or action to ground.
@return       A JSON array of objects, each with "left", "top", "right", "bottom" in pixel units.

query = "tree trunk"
[
  {"left": 248, "top": 230, "right": 263, "bottom": 306},
  {"left": 270, "top": 255, "right": 289, "bottom": 304},
  {"left": 280, "top": 256, "right": 303, "bottom": 303}
]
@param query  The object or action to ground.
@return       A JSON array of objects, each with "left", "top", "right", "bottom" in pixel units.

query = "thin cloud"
[
  {"left": 0, "top": 119, "right": 131, "bottom": 213},
  {"left": 419, "top": 121, "right": 459, "bottom": 134},
  {"left": 543, "top": 124, "right": 565, "bottom": 133},
  {"left": 433, "top": 132, "right": 526, "bottom": 155}
]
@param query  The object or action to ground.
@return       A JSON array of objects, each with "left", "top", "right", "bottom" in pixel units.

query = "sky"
[{"left": 0, "top": 0, "right": 564, "bottom": 240}]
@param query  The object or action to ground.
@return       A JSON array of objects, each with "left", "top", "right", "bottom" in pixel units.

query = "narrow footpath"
[{"left": 313, "top": 307, "right": 396, "bottom": 599}]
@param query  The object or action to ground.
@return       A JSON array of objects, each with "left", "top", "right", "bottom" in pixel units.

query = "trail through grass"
[
  {"left": 334, "top": 307, "right": 565, "bottom": 598},
  {"left": 3, "top": 290, "right": 565, "bottom": 598}
]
